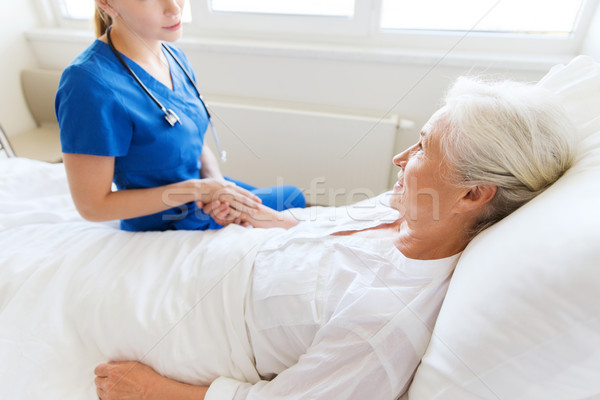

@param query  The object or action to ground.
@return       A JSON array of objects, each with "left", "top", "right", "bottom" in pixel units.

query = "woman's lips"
[
  {"left": 164, "top": 21, "right": 182, "bottom": 31},
  {"left": 394, "top": 174, "right": 404, "bottom": 191}
]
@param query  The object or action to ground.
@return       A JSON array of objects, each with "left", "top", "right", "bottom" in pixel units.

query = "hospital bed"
[{"left": 1, "top": 56, "right": 599, "bottom": 399}]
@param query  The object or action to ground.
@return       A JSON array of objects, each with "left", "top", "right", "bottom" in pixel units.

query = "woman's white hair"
[{"left": 440, "top": 76, "right": 575, "bottom": 236}]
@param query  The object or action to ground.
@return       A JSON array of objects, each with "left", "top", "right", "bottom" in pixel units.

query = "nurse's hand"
[
  {"left": 195, "top": 178, "right": 261, "bottom": 210},
  {"left": 193, "top": 178, "right": 260, "bottom": 225}
]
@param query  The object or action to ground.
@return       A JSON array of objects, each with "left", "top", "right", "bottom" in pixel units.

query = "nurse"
[{"left": 55, "top": 0, "right": 305, "bottom": 232}]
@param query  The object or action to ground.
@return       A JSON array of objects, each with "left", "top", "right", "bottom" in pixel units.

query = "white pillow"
[{"left": 408, "top": 55, "right": 600, "bottom": 399}]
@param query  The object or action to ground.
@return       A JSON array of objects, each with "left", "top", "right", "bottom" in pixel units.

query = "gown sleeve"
[
  {"left": 204, "top": 301, "right": 427, "bottom": 400},
  {"left": 55, "top": 64, "right": 133, "bottom": 157}
]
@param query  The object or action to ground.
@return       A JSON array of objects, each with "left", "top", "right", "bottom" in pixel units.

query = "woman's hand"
[
  {"left": 200, "top": 199, "right": 250, "bottom": 227},
  {"left": 94, "top": 361, "right": 162, "bottom": 400},
  {"left": 194, "top": 178, "right": 261, "bottom": 225},
  {"left": 239, "top": 202, "right": 300, "bottom": 229},
  {"left": 94, "top": 361, "right": 208, "bottom": 400},
  {"left": 200, "top": 199, "right": 299, "bottom": 229}
]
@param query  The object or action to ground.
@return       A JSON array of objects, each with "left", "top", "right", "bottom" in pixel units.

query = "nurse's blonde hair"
[
  {"left": 440, "top": 76, "right": 575, "bottom": 237},
  {"left": 94, "top": 5, "right": 112, "bottom": 37}
]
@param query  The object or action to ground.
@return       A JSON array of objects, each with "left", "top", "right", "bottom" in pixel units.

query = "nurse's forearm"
[
  {"left": 76, "top": 179, "right": 261, "bottom": 223},
  {"left": 199, "top": 145, "right": 224, "bottom": 180},
  {"left": 63, "top": 152, "right": 260, "bottom": 223},
  {"left": 74, "top": 180, "right": 206, "bottom": 222},
  {"left": 63, "top": 153, "right": 199, "bottom": 222}
]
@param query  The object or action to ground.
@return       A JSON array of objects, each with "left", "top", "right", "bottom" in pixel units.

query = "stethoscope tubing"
[{"left": 106, "top": 25, "right": 226, "bottom": 161}]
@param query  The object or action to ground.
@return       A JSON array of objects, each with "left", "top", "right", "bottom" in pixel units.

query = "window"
[
  {"left": 55, "top": 0, "right": 191, "bottom": 23},
  {"left": 45, "top": 0, "right": 598, "bottom": 56},
  {"left": 187, "top": 0, "right": 370, "bottom": 37},
  {"left": 211, "top": 0, "right": 354, "bottom": 17},
  {"left": 60, "top": 0, "right": 94, "bottom": 20},
  {"left": 380, "top": 0, "right": 584, "bottom": 35}
]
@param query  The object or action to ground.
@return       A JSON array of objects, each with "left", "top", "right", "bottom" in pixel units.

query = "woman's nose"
[
  {"left": 164, "top": 0, "right": 181, "bottom": 14},
  {"left": 393, "top": 150, "right": 408, "bottom": 169}
]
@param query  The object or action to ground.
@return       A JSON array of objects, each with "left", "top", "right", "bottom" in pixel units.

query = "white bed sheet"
[{"left": 0, "top": 158, "right": 280, "bottom": 399}]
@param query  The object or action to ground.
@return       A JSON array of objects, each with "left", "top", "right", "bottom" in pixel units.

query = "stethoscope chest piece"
[
  {"left": 106, "top": 25, "right": 226, "bottom": 161},
  {"left": 165, "top": 109, "right": 181, "bottom": 127}
]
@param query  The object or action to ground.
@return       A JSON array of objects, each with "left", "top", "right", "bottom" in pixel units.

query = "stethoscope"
[{"left": 106, "top": 25, "right": 226, "bottom": 162}]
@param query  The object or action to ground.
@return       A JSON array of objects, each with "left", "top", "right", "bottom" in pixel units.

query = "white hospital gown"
[
  {"left": 0, "top": 160, "right": 459, "bottom": 400},
  {"left": 206, "top": 196, "right": 460, "bottom": 400}
]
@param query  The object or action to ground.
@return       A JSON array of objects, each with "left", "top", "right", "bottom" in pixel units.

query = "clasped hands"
[{"left": 195, "top": 178, "right": 296, "bottom": 229}]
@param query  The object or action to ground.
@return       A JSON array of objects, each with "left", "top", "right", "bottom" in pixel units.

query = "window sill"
[{"left": 25, "top": 28, "right": 574, "bottom": 72}]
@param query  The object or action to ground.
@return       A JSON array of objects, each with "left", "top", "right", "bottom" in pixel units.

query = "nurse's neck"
[{"left": 101, "top": 23, "right": 169, "bottom": 74}]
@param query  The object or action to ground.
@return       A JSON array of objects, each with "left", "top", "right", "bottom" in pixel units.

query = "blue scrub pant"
[{"left": 204, "top": 177, "right": 306, "bottom": 230}]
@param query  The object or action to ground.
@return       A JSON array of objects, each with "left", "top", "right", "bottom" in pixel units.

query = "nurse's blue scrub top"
[{"left": 56, "top": 39, "right": 211, "bottom": 231}]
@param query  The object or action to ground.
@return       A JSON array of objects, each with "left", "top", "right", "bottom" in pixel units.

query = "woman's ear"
[
  {"left": 456, "top": 184, "right": 497, "bottom": 213},
  {"left": 96, "top": 0, "right": 118, "bottom": 17}
]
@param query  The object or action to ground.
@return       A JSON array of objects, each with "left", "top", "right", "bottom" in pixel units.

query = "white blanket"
[{"left": 0, "top": 158, "right": 279, "bottom": 399}]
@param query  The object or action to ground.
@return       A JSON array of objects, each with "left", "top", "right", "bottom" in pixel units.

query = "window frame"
[
  {"left": 372, "top": 0, "right": 599, "bottom": 56},
  {"left": 36, "top": 0, "right": 599, "bottom": 57},
  {"left": 42, "top": 0, "right": 93, "bottom": 29},
  {"left": 184, "top": 0, "right": 372, "bottom": 39}
]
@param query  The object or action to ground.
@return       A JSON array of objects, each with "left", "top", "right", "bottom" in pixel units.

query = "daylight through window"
[{"left": 380, "top": 0, "right": 585, "bottom": 35}]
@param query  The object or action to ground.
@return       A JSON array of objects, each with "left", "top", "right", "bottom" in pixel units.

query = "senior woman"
[{"left": 93, "top": 76, "right": 574, "bottom": 400}]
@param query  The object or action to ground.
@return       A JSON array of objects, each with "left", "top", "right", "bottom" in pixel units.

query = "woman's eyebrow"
[{"left": 420, "top": 122, "right": 432, "bottom": 138}]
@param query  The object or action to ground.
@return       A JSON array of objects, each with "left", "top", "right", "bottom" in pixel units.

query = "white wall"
[
  {"left": 26, "top": 30, "right": 550, "bottom": 189},
  {"left": 0, "top": 0, "right": 40, "bottom": 137},
  {"left": 27, "top": 31, "right": 553, "bottom": 143},
  {"left": 176, "top": 44, "right": 548, "bottom": 153},
  {"left": 582, "top": 2, "right": 600, "bottom": 59},
  {"left": 16, "top": 3, "right": 600, "bottom": 192}
]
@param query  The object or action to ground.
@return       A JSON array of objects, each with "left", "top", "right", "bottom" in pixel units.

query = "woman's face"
[
  {"left": 103, "top": 0, "right": 185, "bottom": 42},
  {"left": 390, "top": 109, "right": 465, "bottom": 223}
]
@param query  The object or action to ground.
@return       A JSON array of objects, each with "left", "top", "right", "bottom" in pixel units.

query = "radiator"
[{"left": 205, "top": 100, "right": 408, "bottom": 206}]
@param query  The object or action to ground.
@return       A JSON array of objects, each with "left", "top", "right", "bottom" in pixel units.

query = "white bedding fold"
[{"left": 0, "top": 158, "right": 280, "bottom": 399}]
